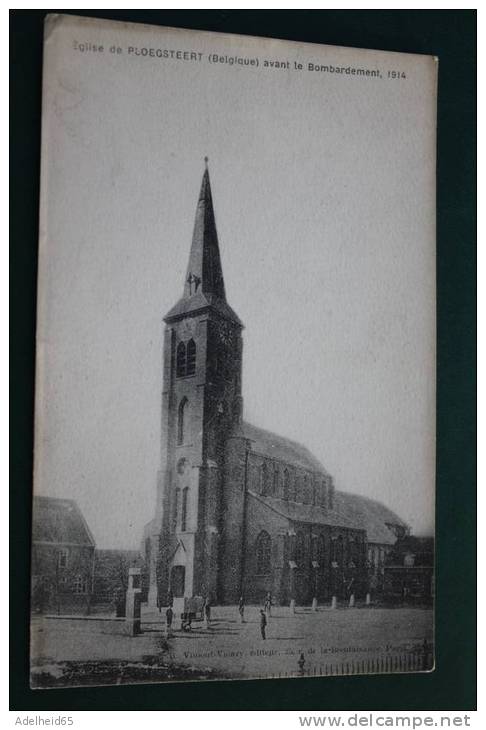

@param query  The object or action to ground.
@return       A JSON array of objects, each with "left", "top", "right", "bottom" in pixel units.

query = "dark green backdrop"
[{"left": 10, "top": 9, "right": 476, "bottom": 711}]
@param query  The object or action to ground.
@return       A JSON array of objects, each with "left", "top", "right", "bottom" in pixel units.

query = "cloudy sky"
[{"left": 35, "top": 16, "right": 437, "bottom": 548}]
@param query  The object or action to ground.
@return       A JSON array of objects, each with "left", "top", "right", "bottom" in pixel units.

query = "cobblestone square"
[{"left": 31, "top": 605, "right": 433, "bottom": 686}]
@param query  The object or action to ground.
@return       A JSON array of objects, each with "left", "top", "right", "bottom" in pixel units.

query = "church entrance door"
[{"left": 170, "top": 565, "right": 186, "bottom": 597}]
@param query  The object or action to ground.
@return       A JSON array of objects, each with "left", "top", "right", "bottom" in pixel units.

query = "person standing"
[
  {"left": 165, "top": 605, "right": 173, "bottom": 637},
  {"left": 260, "top": 609, "right": 267, "bottom": 640},
  {"left": 264, "top": 592, "right": 272, "bottom": 617},
  {"left": 238, "top": 596, "right": 245, "bottom": 623},
  {"left": 204, "top": 597, "right": 211, "bottom": 626}
]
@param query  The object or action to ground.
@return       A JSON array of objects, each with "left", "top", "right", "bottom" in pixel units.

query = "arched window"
[
  {"left": 331, "top": 536, "right": 344, "bottom": 565},
  {"left": 311, "top": 535, "right": 319, "bottom": 562},
  {"left": 303, "top": 474, "right": 312, "bottom": 504},
  {"left": 293, "top": 475, "right": 298, "bottom": 502},
  {"left": 181, "top": 487, "right": 189, "bottom": 531},
  {"left": 296, "top": 474, "right": 304, "bottom": 503},
  {"left": 256, "top": 531, "right": 271, "bottom": 574},
  {"left": 328, "top": 480, "right": 335, "bottom": 510},
  {"left": 348, "top": 538, "right": 355, "bottom": 567},
  {"left": 261, "top": 462, "right": 269, "bottom": 495},
  {"left": 250, "top": 462, "right": 259, "bottom": 490},
  {"left": 291, "top": 474, "right": 298, "bottom": 502},
  {"left": 318, "top": 534, "right": 326, "bottom": 565},
  {"left": 186, "top": 339, "right": 196, "bottom": 375},
  {"left": 337, "top": 535, "right": 344, "bottom": 565},
  {"left": 296, "top": 532, "right": 306, "bottom": 567},
  {"left": 272, "top": 466, "right": 279, "bottom": 496},
  {"left": 73, "top": 575, "right": 88, "bottom": 594},
  {"left": 331, "top": 537, "right": 338, "bottom": 564},
  {"left": 321, "top": 479, "right": 328, "bottom": 509},
  {"left": 176, "top": 342, "right": 186, "bottom": 377},
  {"left": 174, "top": 487, "right": 181, "bottom": 528},
  {"left": 283, "top": 468, "right": 290, "bottom": 500},
  {"left": 177, "top": 397, "right": 188, "bottom": 445}
]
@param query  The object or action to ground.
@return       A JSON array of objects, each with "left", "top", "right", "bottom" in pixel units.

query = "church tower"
[{"left": 148, "top": 160, "right": 244, "bottom": 607}]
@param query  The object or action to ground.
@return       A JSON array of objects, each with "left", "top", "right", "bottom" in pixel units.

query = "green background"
[{"left": 10, "top": 9, "right": 476, "bottom": 711}]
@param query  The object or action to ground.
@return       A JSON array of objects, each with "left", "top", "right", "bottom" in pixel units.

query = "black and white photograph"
[{"left": 29, "top": 13, "right": 437, "bottom": 689}]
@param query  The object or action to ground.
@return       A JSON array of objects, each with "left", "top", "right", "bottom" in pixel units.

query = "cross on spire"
[{"left": 186, "top": 272, "right": 201, "bottom": 295}]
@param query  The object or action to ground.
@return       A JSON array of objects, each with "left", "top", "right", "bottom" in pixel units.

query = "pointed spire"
[
  {"left": 184, "top": 158, "right": 226, "bottom": 301},
  {"left": 164, "top": 159, "right": 242, "bottom": 327}
]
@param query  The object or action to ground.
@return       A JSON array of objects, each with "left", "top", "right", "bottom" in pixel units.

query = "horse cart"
[{"left": 176, "top": 595, "right": 205, "bottom": 631}]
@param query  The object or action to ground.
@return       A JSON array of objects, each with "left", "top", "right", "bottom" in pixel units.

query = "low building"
[
  {"left": 336, "top": 492, "right": 410, "bottom": 598},
  {"left": 383, "top": 536, "right": 434, "bottom": 604},
  {"left": 31, "top": 496, "right": 96, "bottom": 613}
]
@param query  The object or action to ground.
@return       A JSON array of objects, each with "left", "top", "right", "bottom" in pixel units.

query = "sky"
[{"left": 35, "top": 16, "right": 437, "bottom": 548}]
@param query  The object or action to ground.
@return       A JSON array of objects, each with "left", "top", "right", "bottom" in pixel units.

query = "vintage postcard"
[{"left": 31, "top": 14, "right": 437, "bottom": 688}]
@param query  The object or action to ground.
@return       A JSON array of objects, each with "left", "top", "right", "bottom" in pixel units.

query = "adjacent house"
[
  {"left": 31, "top": 496, "right": 96, "bottom": 613},
  {"left": 383, "top": 535, "right": 434, "bottom": 604}
]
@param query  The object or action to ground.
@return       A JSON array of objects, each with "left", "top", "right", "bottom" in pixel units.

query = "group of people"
[
  {"left": 238, "top": 592, "right": 272, "bottom": 639},
  {"left": 163, "top": 592, "right": 273, "bottom": 639},
  {"left": 164, "top": 595, "right": 212, "bottom": 635}
]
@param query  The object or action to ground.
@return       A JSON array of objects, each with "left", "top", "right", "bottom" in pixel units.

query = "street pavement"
[{"left": 31, "top": 604, "right": 433, "bottom": 682}]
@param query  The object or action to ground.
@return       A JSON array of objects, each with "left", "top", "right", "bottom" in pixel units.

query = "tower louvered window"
[
  {"left": 176, "top": 340, "right": 197, "bottom": 377},
  {"left": 176, "top": 342, "right": 186, "bottom": 377},
  {"left": 186, "top": 339, "right": 196, "bottom": 375}
]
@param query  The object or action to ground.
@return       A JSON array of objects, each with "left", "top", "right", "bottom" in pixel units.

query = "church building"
[{"left": 143, "top": 161, "right": 408, "bottom": 608}]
